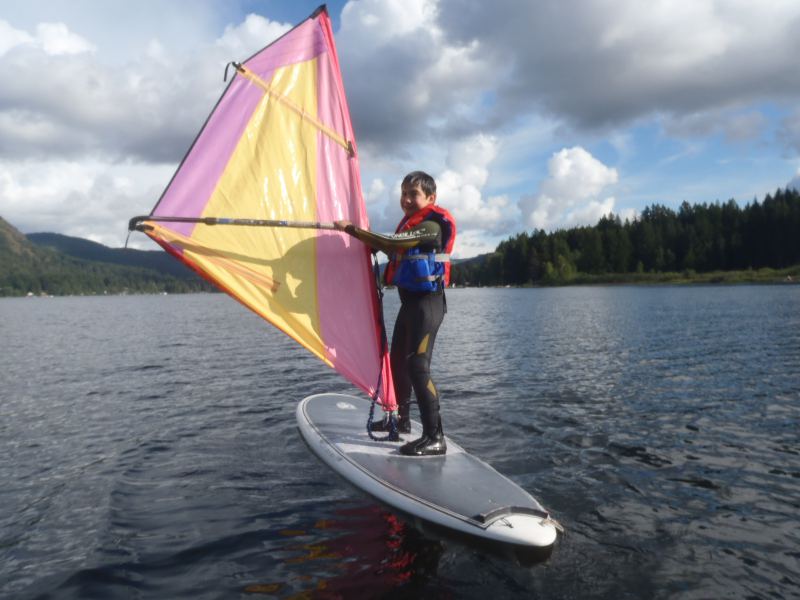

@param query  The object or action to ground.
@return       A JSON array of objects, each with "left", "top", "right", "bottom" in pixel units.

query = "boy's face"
[{"left": 400, "top": 183, "right": 435, "bottom": 217}]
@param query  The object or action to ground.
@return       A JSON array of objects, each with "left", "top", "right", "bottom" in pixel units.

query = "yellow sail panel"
[
  {"left": 145, "top": 222, "right": 333, "bottom": 368},
  {"left": 181, "top": 58, "right": 326, "bottom": 362}
]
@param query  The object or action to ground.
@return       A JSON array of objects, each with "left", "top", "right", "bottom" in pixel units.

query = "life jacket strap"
[{"left": 401, "top": 253, "right": 450, "bottom": 262}]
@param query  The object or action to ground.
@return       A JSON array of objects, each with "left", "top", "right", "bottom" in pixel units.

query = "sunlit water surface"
[{"left": 1, "top": 286, "right": 799, "bottom": 599}]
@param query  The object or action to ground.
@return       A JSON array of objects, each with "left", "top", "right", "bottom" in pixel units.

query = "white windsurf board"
[{"left": 296, "top": 393, "right": 560, "bottom": 548}]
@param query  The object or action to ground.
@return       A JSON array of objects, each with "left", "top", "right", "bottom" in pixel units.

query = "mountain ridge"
[{"left": 0, "top": 216, "right": 211, "bottom": 296}]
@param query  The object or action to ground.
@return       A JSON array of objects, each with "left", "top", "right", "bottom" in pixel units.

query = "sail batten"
[
  {"left": 137, "top": 7, "right": 395, "bottom": 411},
  {"left": 235, "top": 63, "right": 353, "bottom": 154}
]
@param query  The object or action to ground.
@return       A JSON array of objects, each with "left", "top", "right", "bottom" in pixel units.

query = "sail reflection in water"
[{"left": 244, "top": 505, "right": 444, "bottom": 597}]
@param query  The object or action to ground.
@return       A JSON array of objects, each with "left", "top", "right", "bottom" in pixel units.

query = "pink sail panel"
[{"left": 142, "top": 7, "right": 396, "bottom": 410}]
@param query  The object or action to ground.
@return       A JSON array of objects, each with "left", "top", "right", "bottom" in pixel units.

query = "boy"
[{"left": 335, "top": 171, "right": 456, "bottom": 456}]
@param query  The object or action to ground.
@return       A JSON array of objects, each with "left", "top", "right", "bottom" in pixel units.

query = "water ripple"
[{"left": 1, "top": 287, "right": 799, "bottom": 599}]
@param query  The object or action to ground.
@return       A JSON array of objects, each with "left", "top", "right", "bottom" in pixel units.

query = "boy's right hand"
[{"left": 333, "top": 220, "right": 353, "bottom": 231}]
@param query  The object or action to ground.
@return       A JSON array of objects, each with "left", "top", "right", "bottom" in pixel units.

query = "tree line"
[{"left": 451, "top": 187, "right": 800, "bottom": 286}]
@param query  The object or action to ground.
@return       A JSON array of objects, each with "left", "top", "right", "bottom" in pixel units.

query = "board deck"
[{"left": 297, "top": 393, "right": 560, "bottom": 548}]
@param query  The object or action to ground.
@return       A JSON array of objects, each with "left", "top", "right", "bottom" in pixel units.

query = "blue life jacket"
[{"left": 392, "top": 248, "right": 449, "bottom": 292}]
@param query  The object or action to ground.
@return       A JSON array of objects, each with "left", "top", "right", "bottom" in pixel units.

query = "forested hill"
[
  {"left": 0, "top": 217, "right": 212, "bottom": 296},
  {"left": 27, "top": 232, "right": 193, "bottom": 278},
  {"left": 451, "top": 187, "right": 800, "bottom": 286}
]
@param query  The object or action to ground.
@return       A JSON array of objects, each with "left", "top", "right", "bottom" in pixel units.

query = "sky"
[{"left": 2, "top": 0, "right": 800, "bottom": 258}]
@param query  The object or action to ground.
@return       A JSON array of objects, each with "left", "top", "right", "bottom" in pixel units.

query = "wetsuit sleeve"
[{"left": 344, "top": 221, "right": 441, "bottom": 255}]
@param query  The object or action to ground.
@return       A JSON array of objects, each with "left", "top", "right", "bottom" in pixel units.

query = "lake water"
[{"left": 1, "top": 286, "right": 799, "bottom": 599}]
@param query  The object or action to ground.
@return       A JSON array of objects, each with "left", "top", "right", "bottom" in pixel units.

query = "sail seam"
[{"left": 237, "top": 63, "right": 354, "bottom": 156}]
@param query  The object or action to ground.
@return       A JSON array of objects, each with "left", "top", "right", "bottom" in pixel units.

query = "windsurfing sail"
[{"left": 130, "top": 6, "right": 396, "bottom": 411}]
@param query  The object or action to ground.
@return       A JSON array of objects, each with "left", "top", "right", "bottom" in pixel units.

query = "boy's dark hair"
[{"left": 402, "top": 171, "right": 436, "bottom": 197}]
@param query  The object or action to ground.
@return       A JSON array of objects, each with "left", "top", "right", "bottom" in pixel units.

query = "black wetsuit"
[{"left": 345, "top": 221, "right": 445, "bottom": 437}]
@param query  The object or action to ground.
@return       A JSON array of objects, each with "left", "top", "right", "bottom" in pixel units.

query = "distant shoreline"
[
  {"left": 5, "top": 266, "right": 797, "bottom": 298},
  {"left": 450, "top": 264, "right": 799, "bottom": 288},
  {"left": 534, "top": 265, "right": 799, "bottom": 287}
]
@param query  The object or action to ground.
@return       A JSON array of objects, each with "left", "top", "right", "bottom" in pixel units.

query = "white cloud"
[
  {"left": 520, "top": 147, "right": 618, "bottom": 230},
  {"left": 436, "top": 133, "right": 518, "bottom": 234},
  {"left": 364, "top": 178, "right": 386, "bottom": 205},
  {"left": 0, "top": 20, "right": 34, "bottom": 55},
  {"left": 0, "top": 20, "right": 95, "bottom": 57},
  {"left": 216, "top": 14, "right": 291, "bottom": 57},
  {"left": 36, "top": 22, "right": 96, "bottom": 55},
  {"left": 0, "top": 158, "right": 173, "bottom": 247}
]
